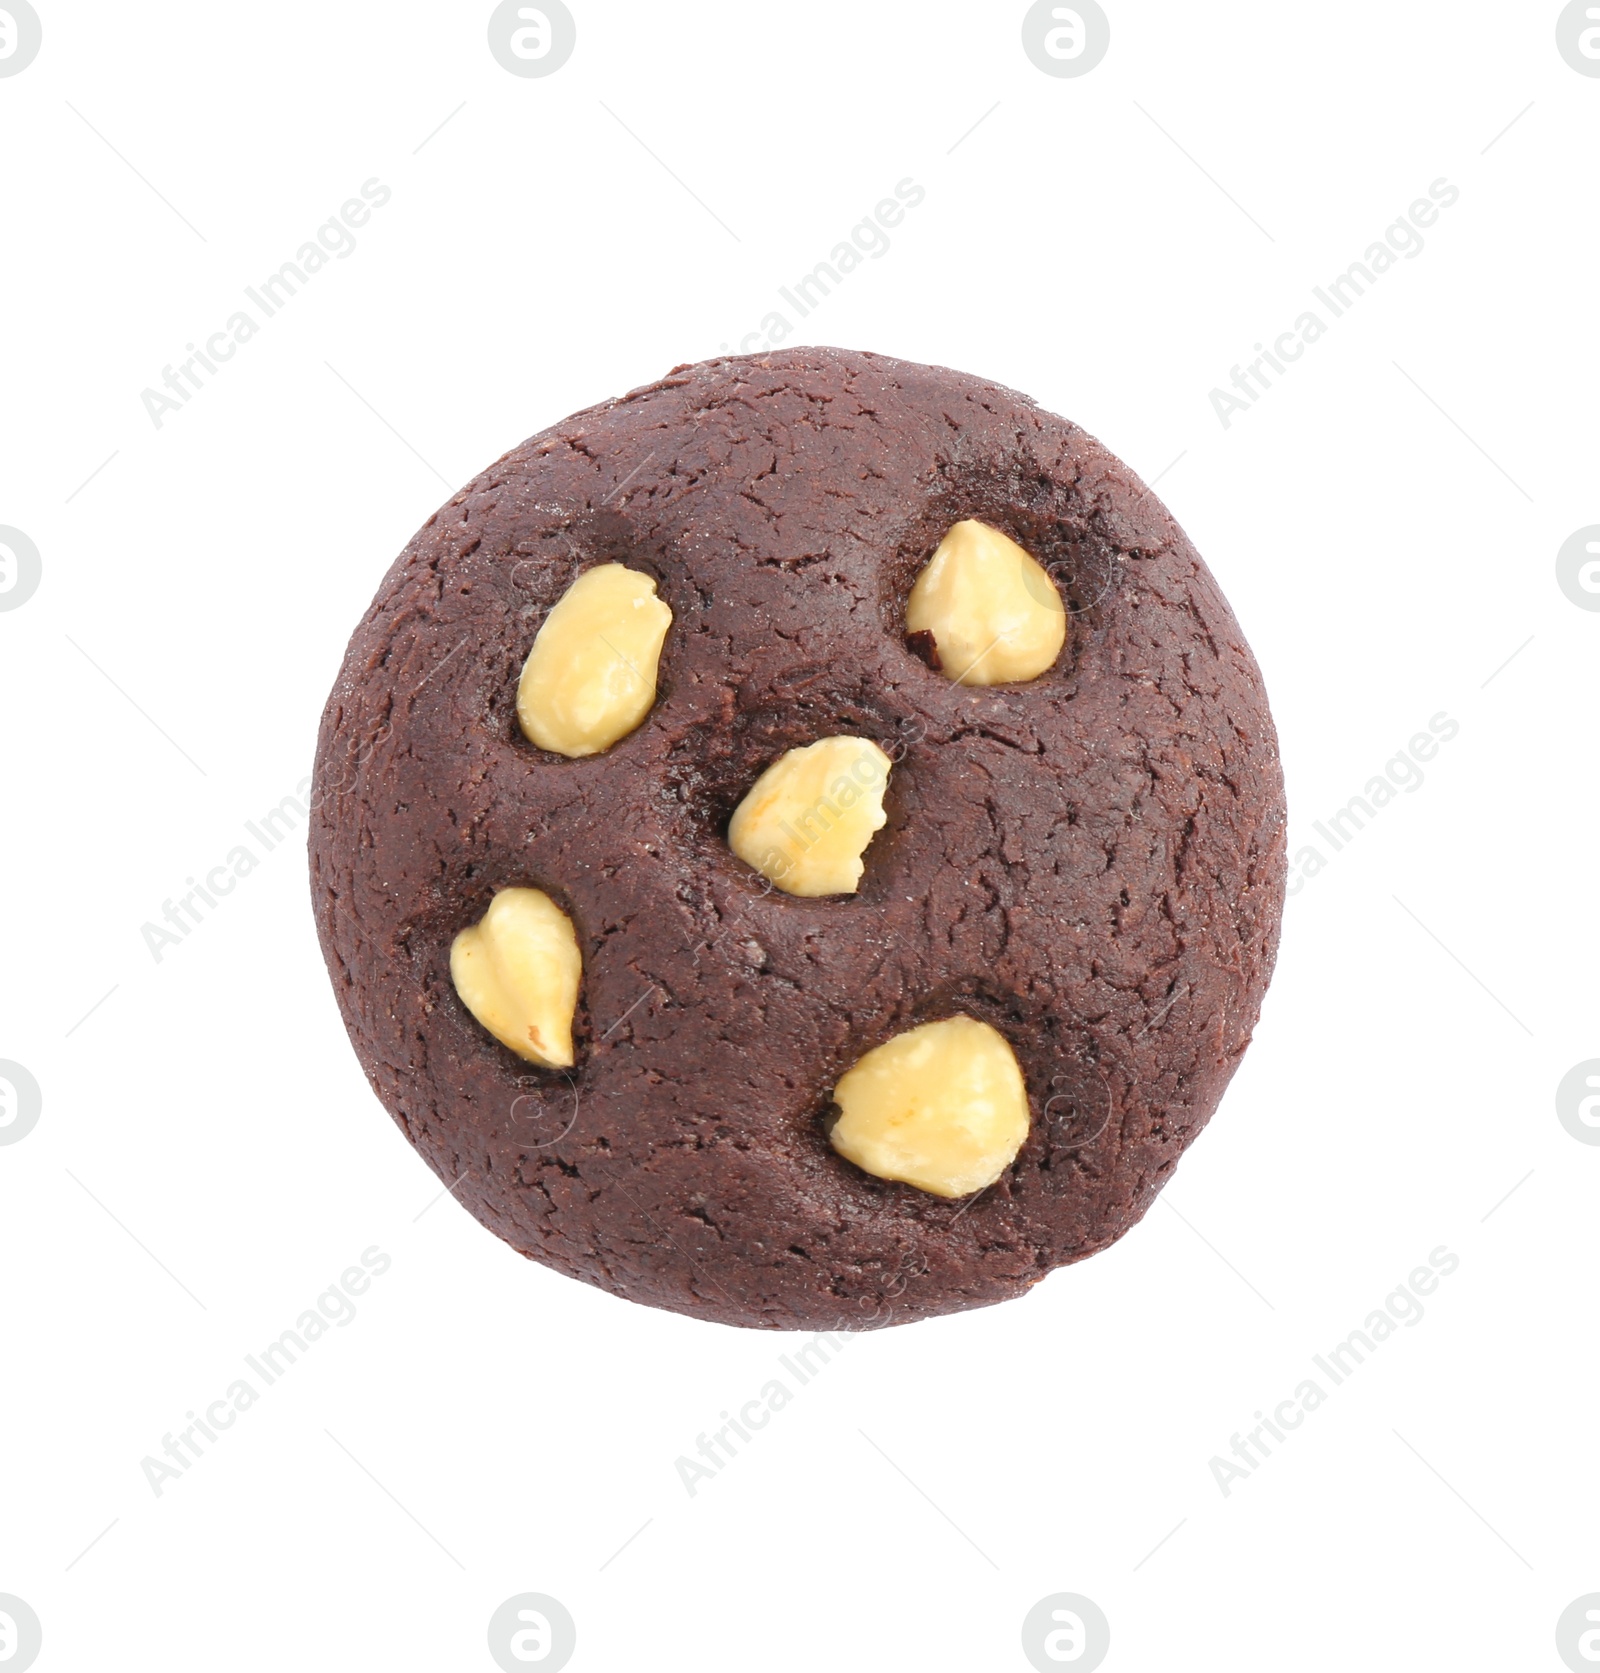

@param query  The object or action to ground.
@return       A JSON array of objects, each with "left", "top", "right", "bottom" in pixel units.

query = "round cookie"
[{"left": 309, "top": 347, "right": 1286, "bottom": 1331}]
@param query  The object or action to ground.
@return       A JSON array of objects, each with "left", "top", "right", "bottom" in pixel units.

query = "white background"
[{"left": 2, "top": 3, "right": 1597, "bottom": 1669}]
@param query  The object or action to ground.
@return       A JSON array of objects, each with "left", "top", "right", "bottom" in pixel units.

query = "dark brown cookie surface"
[{"left": 309, "top": 347, "right": 1286, "bottom": 1330}]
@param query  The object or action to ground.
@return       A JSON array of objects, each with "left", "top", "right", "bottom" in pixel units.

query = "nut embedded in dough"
[
  {"left": 450, "top": 887, "right": 582, "bottom": 1067},
  {"left": 517, "top": 563, "right": 673, "bottom": 756},
  {"left": 728, "top": 736, "right": 892, "bottom": 897},
  {"left": 828, "top": 1015, "right": 1031, "bottom": 1197},
  {"left": 906, "top": 519, "right": 1065, "bottom": 685}
]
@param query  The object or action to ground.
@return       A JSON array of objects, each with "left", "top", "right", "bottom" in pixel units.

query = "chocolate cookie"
[{"left": 309, "top": 347, "right": 1286, "bottom": 1331}]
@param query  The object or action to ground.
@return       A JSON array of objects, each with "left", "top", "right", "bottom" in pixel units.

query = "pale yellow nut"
[
  {"left": 728, "top": 736, "right": 892, "bottom": 898},
  {"left": 450, "top": 887, "right": 582, "bottom": 1067},
  {"left": 906, "top": 519, "right": 1066, "bottom": 685},
  {"left": 829, "top": 1016, "right": 1030, "bottom": 1198},
  {"left": 517, "top": 564, "right": 673, "bottom": 756}
]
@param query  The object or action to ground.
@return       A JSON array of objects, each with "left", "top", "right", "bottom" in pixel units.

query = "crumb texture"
[{"left": 309, "top": 346, "right": 1287, "bottom": 1330}]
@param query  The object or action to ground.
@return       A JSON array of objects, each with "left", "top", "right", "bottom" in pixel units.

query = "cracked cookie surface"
[{"left": 309, "top": 346, "right": 1286, "bottom": 1331}]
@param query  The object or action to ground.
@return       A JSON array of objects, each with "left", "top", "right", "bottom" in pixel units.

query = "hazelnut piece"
[
  {"left": 517, "top": 564, "right": 672, "bottom": 756},
  {"left": 728, "top": 737, "right": 892, "bottom": 898},
  {"left": 829, "top": 1016, "right": 1030, "bottom": 1197},
  {"left": 905, "top": 519, "right": 1065, "bottom": 685},
  {"left": 450, "top": 887, "right": 582, "bottom": 1067}
]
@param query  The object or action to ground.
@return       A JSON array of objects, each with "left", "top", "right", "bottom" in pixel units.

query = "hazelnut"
[
  {"left": 905, "top": 519, "right": 1065, "bottom": 685},
  {"left": 450, "top": 887, "right": 582, "bottom": 1067},
  {"left": 728, "top": 736, "right": 892, "bottom": 897},
  {"left": 517, "top": 564, "right": 672, "bottom": 756},
  {"left": 829, "top": 1016, "right": 1030, "bottom": 1197}
]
